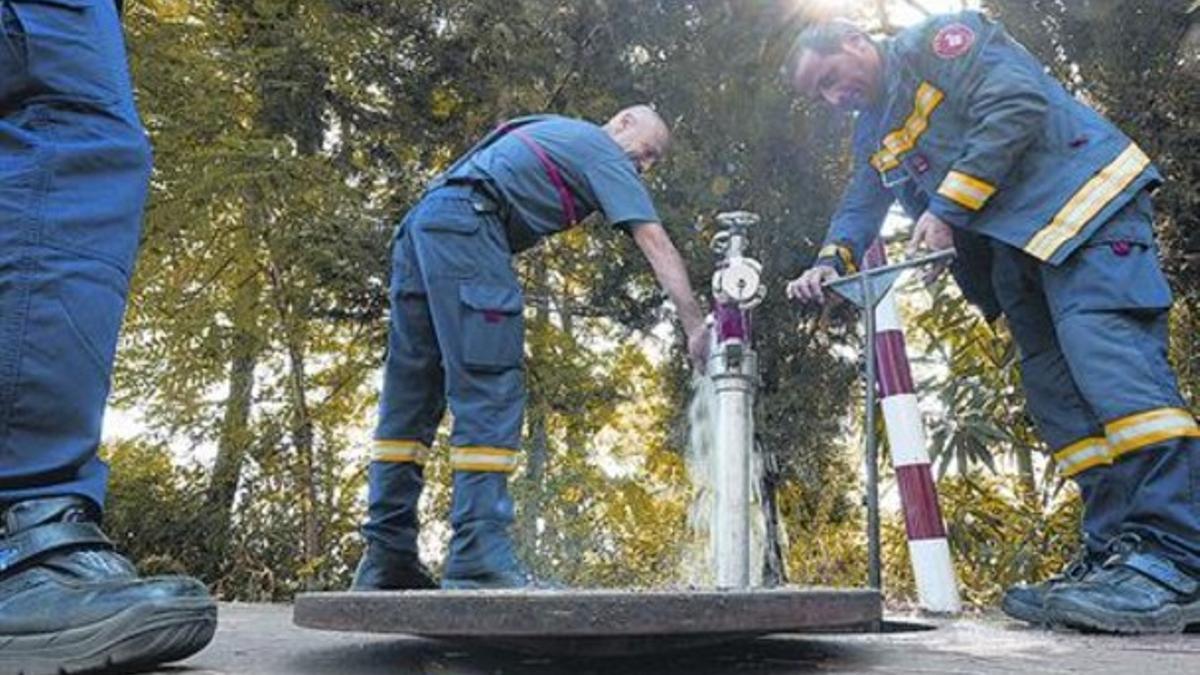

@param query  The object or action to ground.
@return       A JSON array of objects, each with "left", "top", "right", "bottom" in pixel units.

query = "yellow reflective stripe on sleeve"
[
  {"left": 450, "top": 446, "right": 520, "bottom": 473},
  {"left": 1052, "top": 436, "right": 1111, "bottom": 478},
  {"left": 1023, "top": 144, "right": 1151, "bottom": 261},
  {"left": 373, "top": 439, "right": 430, "bottom": 464},
  {"left": 870, "top": 82, "right": 945, "bottom": 173},
  {"left": 871, "top": 150, "right": 899, "bottom": 173},
  {"left": 818, "top": 244, "right": 858, "bottom": 274},
  {"left": 1106, "top": 408, "right": 1200, "bottom": 459},
  {"left": 937, "top": 170, "right": 997, "bottom": 211}
]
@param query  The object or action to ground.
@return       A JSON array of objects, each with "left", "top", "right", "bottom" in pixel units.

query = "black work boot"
[
  {"left": 352, "top": 542, "right": 436, "bottom": 591},
  {"left": 351, "top": 462, "right": 437, "bottom": 590},
  {"left": 441, "top": 471, "right": 542, "bottom": 590},
  {"left": 1001, "top": 547, "right": 1104, "bottom": 625},
  {"left": 0, "top": 496, "right": 216, "bottom": 675}
]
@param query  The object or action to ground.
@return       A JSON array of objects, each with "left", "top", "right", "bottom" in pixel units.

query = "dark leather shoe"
[
  {"left": 442, "top": 472, "right": 560, "bottom": 590},
  {"left": 441, "top": 525, "right": 557, "bottom": 590},
  {"left": 0, "top": 497, "right": 216, "bottom": 675},
  {"left": 351, "top": 542, "right": 437, "bottom": 590},
  {"left": 440, "top": 563, "right": 541, "bottom": 590},
  {"left": 1001, "top": 548, "right": 1101, "bottom": 625},
  {"left": 1045, "top": 535, "right": 1200, "bottom": 634}
]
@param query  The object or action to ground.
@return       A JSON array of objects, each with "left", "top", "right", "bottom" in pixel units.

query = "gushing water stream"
[{"left": 681, "top": 374, "right": 766, "bottom": 587}]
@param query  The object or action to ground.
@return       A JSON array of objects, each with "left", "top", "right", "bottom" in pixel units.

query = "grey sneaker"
[
  {"left": 1045, "top": 535, "right": 1200, "bottom": 634},
  {"left": 1001, "top": 549, "right": 1100, "bottom": 625}
]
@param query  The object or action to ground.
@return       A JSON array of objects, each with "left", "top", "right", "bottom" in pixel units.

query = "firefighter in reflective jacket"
[
  {"left": 783, "top": 13, "right": 1200, "bottom": 634},
  {"left": 351, "top": 106, "right": 709, "bottom": 590}
]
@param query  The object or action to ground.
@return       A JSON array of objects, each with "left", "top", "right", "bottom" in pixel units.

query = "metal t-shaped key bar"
[
  {"left": 822, "top": 248, "right": 956, "bottom": 591},
  {"left": 824, "top": 249, "right": 956, "bottom": 311}
]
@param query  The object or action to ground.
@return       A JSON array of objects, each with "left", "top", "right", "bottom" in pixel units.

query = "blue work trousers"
[
  {"left": 0, "top": 0, "right": 151, "bottom": 509},
  {"left": 374, "top": 185, "right": 525, "bottom": 473},
  {"left": 993, "top": 191, "right": 1200, "bottom": 571}
]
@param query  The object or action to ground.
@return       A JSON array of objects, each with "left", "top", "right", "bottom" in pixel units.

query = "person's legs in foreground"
[{"left": 0, "top": 1, "right": 216, "bottom": 672}]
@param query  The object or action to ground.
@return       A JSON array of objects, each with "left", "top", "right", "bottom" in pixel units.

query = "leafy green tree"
[{"left": 105, "top": 0, "right": 919, "bottom": 598}]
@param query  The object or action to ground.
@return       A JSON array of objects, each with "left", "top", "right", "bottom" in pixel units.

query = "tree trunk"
[
  {"left": 518, "top": 256, "right": 551, "bottom": 561},
  {"left": 287, "top": 335, "right": 319, "bottom": 589},
  {"left": 1015, "top": 443, "right": 1038, "bottom": 502},
  {"left": 759, "top": 438, "right": 788, "bottom": 586},
  {"left": 203, "top": 328, "right": 258, "bottom": 577},
  {"left": 266, "top": 259, "right": 321, "bottom": 590}
]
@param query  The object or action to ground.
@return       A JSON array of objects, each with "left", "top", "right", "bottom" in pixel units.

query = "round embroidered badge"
[{"left": 932, "top": 23, "right": 975, "bottom": 59}]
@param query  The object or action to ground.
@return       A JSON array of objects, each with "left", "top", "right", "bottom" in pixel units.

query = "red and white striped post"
[{"left": 864, "top": 240, "right": 962, "bottom": 613}]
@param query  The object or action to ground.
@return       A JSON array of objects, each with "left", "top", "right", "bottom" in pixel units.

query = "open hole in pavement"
[{"left": 880, "top": 619, "right": 938, "bottom": 633}]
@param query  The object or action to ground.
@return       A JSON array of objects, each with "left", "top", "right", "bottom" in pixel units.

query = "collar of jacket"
[
  {"left": 882, "top": 38, "right": 906, "bottom": 101},
  {"left": 874, "top": 39, "right": 911, "bottom": 119},
  {"left": 860, "top": 39, "right": 908, "bottom": 145}
]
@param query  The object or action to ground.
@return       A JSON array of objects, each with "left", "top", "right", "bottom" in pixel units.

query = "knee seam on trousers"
[
  {"left": 1106, "top": 407, "right": 1200, "bottom": 459},
  {"left": 450, "top": 446, "right": 519, "bottom": 473},
  {"left": 0, "top": 139, "right": 55, "bottom": 442},
  {"left": 372, "top": 439, "right": 429, "bottom": 465},
  {"left": 1054, "top": 436, "right": 1112, "bottom": 478}
]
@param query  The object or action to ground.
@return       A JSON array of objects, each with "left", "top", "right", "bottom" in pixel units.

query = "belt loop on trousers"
[{"left": 433, "top": 179, "right": 538, "bottom": 254}]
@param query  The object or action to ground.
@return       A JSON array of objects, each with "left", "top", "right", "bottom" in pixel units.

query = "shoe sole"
[
  {"left": 441, "top": 580, "right": 560, "bottom": 591},
  {"left": 1047, "top": 595, "right": 1200, "bottom": 634},
  {"left": 440, "top": 579, "right": 506, "bottom": 590},
  {"left": 351, "top": 576, "right": 438, "bottom": 592},
  {"left": 1000, "top": 594, "right": 1047, "bottom": 625},
  {"left": 0, "top": 596, "right": 216, "bottom": 675}
]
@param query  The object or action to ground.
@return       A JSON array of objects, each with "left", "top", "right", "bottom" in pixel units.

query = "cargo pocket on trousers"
[
  {"left": 1044, "top": 197, "right": 1173, "bottom": 317},
  {"left": 8, "top": 0, "right": 122, "bottom": 105},
  {"left": 459, "top": 283, "right": 524, "bottom": 372}
]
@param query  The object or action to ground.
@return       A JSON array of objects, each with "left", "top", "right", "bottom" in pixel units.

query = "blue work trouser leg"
[
  {"left": 371, "top": 187, "right": 525, "bottom": 569},
  {"left": 412, "top": 188, "right": 525, "bottom": 580},
  {"left": 0, "top": 0, "right": 151, "bottom": 510},
  {"left": 1041, "top": 192, "right": 1200, "bottom": 572},
  {"left": 991, "top": 245, "right": 1123, "bottom": 555},
  {"left": 401, "top": 187, "right": 525, "bottom": 462},
  {"left": 375, "top": 188, "right": 524, "bottom": 460},
  {"left": 363, "top": 217, "right": 446, "bottom": 554}
]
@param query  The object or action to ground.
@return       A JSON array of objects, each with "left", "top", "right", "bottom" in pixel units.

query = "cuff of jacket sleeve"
[
  {"left": 816, "top": 256, "right": 844, "bottom": 275},
  {"left": 817, "top": 244, "right": 858, "bottom": 275},
  {"left": 937, "top": 170, "right": 997, "bottom": 210},
  {"left": 927, "top": 195, "right": 974, "bottom": 229}
]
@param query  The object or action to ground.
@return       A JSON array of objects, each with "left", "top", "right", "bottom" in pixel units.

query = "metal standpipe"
[
  {"left": 709, "top": 211, "right": 765, "bottom": 589},
  {"left": 861, "top": 266, "right": 881, "bottom": 590},
  {"left": 711, "top": 348, "right": 757, "bottom": 588}
]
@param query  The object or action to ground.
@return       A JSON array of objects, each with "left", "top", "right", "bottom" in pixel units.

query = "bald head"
[{"left": 603, "top": 105, "right": 671, "bottom": 174}]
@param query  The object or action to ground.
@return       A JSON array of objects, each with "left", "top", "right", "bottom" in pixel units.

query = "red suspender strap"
[{"left": 500, "top": 125, "right": 579, "bottom": 229}]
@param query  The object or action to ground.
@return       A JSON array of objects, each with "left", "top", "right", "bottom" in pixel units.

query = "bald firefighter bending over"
[
  {"left": 782, "top": 12, "right": 1199, "bottom": 633},
  {"left": 350, "top": 106, "right": 709, "bottom": 590}
]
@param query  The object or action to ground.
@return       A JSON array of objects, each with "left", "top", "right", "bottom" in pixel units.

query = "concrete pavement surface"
[{"left": 154, "top": 602, "right": 1199, "bottom": 674}]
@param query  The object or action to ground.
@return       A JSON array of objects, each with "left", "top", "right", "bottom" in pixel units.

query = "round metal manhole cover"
[{"left": 294, "top": 587, "right": 882, "bottom": 656}]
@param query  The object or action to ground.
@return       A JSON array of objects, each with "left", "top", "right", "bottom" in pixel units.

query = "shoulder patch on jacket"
[{"left": 932, "top": 23, "right": 975, "bottom": 59}]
